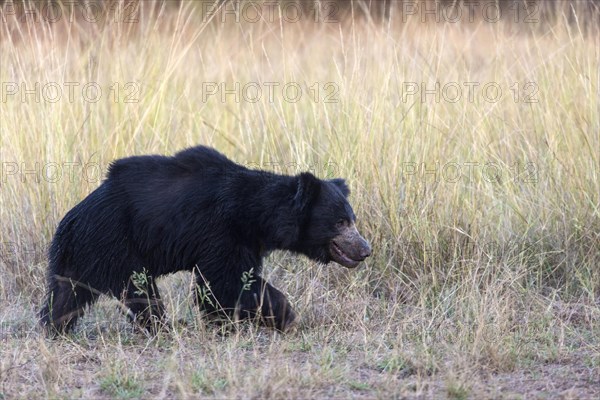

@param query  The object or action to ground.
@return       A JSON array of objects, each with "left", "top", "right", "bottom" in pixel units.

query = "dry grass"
[{"left": 1, "top": 1, "right": 599, "bottom": 398}]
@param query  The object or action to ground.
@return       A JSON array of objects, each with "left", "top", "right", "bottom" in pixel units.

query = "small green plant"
[
  {"left": 130, "top": 269, "right": 150, "bottom": 296},
  {"left": 196, "top": 283, "right": 216, "bottom": 309},
  {"left": 446, "top": 379, "right": 470, "bottom": 400},
  {"left": 349, "top": 381, "right": 371, "bottom": 391},
  {"left": 236, "top": 268, "right": 256, "bottom": 310},
  {"left": 191, "top": 370, "right": 228, "bottom": 394},
  {"left": 100, "top": 368, "right": 143, "bottom": 399},
  {"left": 377, "top": 354, "right": 413, "bottom": 375},
  {"left": 240, "top": 268, "right": 256, "bottom": 292}
]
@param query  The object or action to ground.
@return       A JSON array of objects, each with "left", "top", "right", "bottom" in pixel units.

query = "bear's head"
[{"left": 293, "top": 173, "right": 372, "bottom": 268}]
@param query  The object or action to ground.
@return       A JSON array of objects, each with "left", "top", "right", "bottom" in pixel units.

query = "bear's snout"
[
  {"left": 358, "top": 240, "right": 372, "bottom": 259},
  {"left": 329, "top": 223, "right": 371, "bottom": 268}
]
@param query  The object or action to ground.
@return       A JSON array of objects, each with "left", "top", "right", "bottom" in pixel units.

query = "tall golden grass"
[{"left": 0, "top": 1, "right": 598, "bottom": 398}]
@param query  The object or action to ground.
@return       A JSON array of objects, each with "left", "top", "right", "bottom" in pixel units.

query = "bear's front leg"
[
  {"left": 242, "top": 277, "right": 297, "bottom": 332},
  {"left": 196, "top": 274, "right": 297, "bottom": 332}
]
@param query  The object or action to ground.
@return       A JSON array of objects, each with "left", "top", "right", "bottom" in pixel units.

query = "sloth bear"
[{"left": 40, "top": 145, "right": 371, "bottom": 333}]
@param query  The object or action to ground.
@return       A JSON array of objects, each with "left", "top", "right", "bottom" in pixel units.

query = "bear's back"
[{"left": 107, "top": 145, "right": 241, "bottom": 183}]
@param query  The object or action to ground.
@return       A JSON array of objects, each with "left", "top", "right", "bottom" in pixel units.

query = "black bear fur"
[{"left": 40, "top": 146, "right": 371, "bottom": 334}]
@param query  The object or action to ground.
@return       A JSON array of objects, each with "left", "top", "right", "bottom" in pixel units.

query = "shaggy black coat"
[{"left": 40, "top": 145, "right": 363, "bottom": 333}]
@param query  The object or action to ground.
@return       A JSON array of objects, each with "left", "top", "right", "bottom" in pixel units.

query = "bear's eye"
[{"left": 336, "top": 219, "right": 346, "bottom": 228}]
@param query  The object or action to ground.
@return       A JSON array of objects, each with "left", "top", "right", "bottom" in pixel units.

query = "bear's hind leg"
[{"left": 40, "top": 277, "right": 98, "bottom": 335}]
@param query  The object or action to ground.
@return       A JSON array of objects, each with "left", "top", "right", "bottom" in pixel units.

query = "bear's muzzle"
[{"left": 329, "top": 222, "right": 371, "bottom": 268}]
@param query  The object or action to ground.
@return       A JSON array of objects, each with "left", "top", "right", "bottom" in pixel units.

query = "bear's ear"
[
  {"left": 329, "top": 178, "right": 350, "bottom": 197},
  {"left": 294, "top": 172, "right": 321, "bottom": 212}
]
